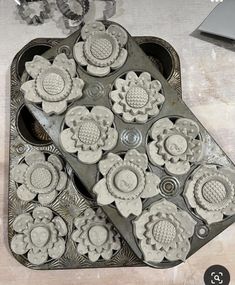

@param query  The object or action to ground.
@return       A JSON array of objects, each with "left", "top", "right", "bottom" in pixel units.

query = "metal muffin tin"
[{"left": 9, "top": 20, "right": 235, "bottom": 269}]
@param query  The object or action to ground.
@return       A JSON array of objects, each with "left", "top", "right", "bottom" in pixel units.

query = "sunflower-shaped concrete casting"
[
  {"left": 12, "top": 150, "right": 68, "bottom": 205},
  {"left": 93, "top": 149, "right": 161, "bottom": 217},
  {"left": 184, "top": 164, "right": 235, "bottom": 224},
  {"left": 10, "top": 207, "right": 67, "bottom": 265},
  {"left": 71, "top": 208, "right": 121, "bottom": 262},
  {"left": 60, "top": 106, "right": 118, "bottom": 164},
  {"left": 73, "top": 21, "right": 128, "bottom": 77},
  {"left": 133, "top": 199, "right": 196, "bottom": 264},
  {"left": 21, "top": 53, "right": 84, "bottom": 115},
  {"left": 110, "top": 71, "right": 165, "bottom": 123},
  {"left": 147, "top": 117, "right": 203, "bottom": 175}
]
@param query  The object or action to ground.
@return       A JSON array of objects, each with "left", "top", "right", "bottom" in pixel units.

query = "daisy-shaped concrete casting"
[
  {"left": 133, "top": 199, "right": 196, "bottom": 264},
  {"left": 93, "top": 149, "right": 161, "bottom": 217},
  {"left": 73, "top": 21, "right": 128, "bottom": 77},
  {"left": 60, "top": 106, "right": 118, "bottom": 164},
  {"left": 184, "top": 164, "right": 235, "bottom": 224},
  {"left": 147, "top": 117, "right": 203, "bottom": 175},
  {"left": 110, "top": 71, "right": 165, "bottom": 123},
  {"left": 12, "top": 150, "right": 68, "bottom": 205},
  {"left": 21, "top": 53, "right": 84, "bottom": 115},
  {"left": 10, "top": 207, "right": 67, "bottom": 265},
  {"left": 71, "top": 208, "right": 121, "bottom": 262}
]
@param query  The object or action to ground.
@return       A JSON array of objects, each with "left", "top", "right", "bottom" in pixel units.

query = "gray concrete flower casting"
[
  {"left": 133, "top": 199, "right": 196, "bottom": 263},
  {"left": 10, "top": 207, "right": 67, "bottom": 265},
  {"left": 12, "top": 150, "right": 68, "bottom": 205},
  {"left": 184, "top": 164, "right": 235, "bottom": 224},
  {"left": 71, "top": 208, "right": 121, "bottom": 262},
  {"left": 21, "top": 53, "right": 84, "bottom": 114},
  {"left": 60, "top": 105, "right": 118, "bottom": 164},
  {"left": 73, "top": 21, "right": 128, "bottom": 77},
  {"left": 147, "top": 117, "right": 203, "bottom": 175},
  {"left": 93, "top": 149, "right": 161, "bottom": 217},
  {"left": 110, "top": 71, "right": 165, "bottom": 123}
]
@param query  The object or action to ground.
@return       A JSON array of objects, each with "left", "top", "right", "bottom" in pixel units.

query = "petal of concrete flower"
[
  {"left": 65, "top": 105, "right": 89, "bottom": 127},
  {"left": 112, "top": 102, "right": 124, "bottom": 114},
  {"left": 60, "top": 128, "right": 77, "bottom": 153},
  {"left": 141, "top": 173, "right": 160, "bottom": 198},
  {"left": 150, "top": 118, "right": 173, "bottom": 140},
  {"left": 71, "top": 229, "right": 82, "bottom": 243},
  {"left": 13, "top": 213, "right": 33, "bottom": 233},
  {"left": 140, "top": 239, "right": 165, "bottom": 263},
  {"left": 166, "top": 239, "right": 191, "bottom": 262},
  {"left": 223, "top": 200, "right": 235, "bottom": 216},
  {"left": 48, "top": 238, "right": 65, "bottom": 259},
  {"left": 184, "top": 180, "right": 198, "bottom": 208},
  {"left": 77, "top": 148, "right": 102, "bottom": 164},
  {"left": 91, "top": 106, "right": 114, "bottom": 127},
  {"left": 28, "top": 249, "right": 48, "bottom": 265},
  {"left": 150, "top": 80, "right": 162, "bottom": 92},
  {"left": 115, "top": 78, "right": 126, "bottom": 90},
  {"left": 11, "top": 234, "right": 28, "bottom": 255},
  {"left": 42, "top": 100, "right": 67, "bottom": 115},
  {"left": 81, "top": 21, "right": 105, "bottom": 40},
  {"left": 175, "top": 210, "right": 197, "bottom": 238},
  {"left": 38, "top": 190, "right": 57, "bottom": 205},
  {"left": 93, "top": 178, "right": 115, "bottom": 205},
  {"left": 101, "top": 249, "right": 113, "bottom": 260},
  {"left": 17, "top": 184, "right": 36, "bottom": 202},
  {"left": 56, "top": 172, "right": 67, "bottom": 191},
  {"left": 99, "top": 153, "right": 122, "bottom": 176},
  {"left": 126, "top": 71, "right": 138, "bottom": 81},
  {"left": 139, "top": 72, "right": 151, "bottom": 82},
  {"left": 165, "top": 161, "right": 190, "bottom": 175},
  {"left": 12, "top": 163, "right": 28, "bottom": 184},
  {"left": 76, "top": 242, "right": 88, "bottom": 255},
  {"left": 48, "top": 154, "right": 63, "bottom": 171},
  {"left": 25, "top": 150, "right": 45, "bottom": 165},
  {"left": 25, "top": 55, "right": 51, "bottom": 79},
  {"left": 110, "top": 90, "right": 121, "bottom": 103},
  {"left": 122, "top": 112, "right": 135, "bottom": 122},
  {"left": 53, "top": 53, "right": 76, "bottom": 77},
  {"left": 135, "top": 113, "right": 148, "bottom": 123},
  {"left": 115, "top": 198, "right": 142, "bottom": 218},
  {"left": 188, "top": 139, "right": 203, "bottom": 162},
  {"left": 147, "top": 102, "right": 160, "bottom": 116},
  {"left": 32, "top": 206, "right": 53, "bottom": 220},
  {"left": 88, "top": 251, "right": 100, "bottom": 262},
  {"left": 175, "top": 118, "right": 200, "bottom": 138},
  {"left": 133, "top": 211, "right": 151, "bottom": 239},
  {"left": 73, "top": 42, "right": 88, "bottom": 66},
  {"left": 110, "top": 48, "right": 127, "bottom": 69},
  {"left": 67, "top": 78, "right": 84, "bottom": 101},
  {"left": 155, "top": 92, "right": 165, "bottom": 104},
  {"left": 21, "top": 80, "right": 42, "bottom": 103},
  {"left": 124, "top": 149, "right": 148, "bottom": 171},
  {"left": 147, "top": 141, "right": 165, "bottom": 166},
  {"left": 196, "top": 206, "right": 223, "bottom": 224},
  {"left": 102, "top": 128, "right": 118, "bottom": 151},
  {"left": 107, "top": 24, "right": 128, "bottom": 47},
  {"left": 52, "top": 216, "right": 68, "bottom": 236},
  {"left": 87, "top": 64, "right": 111, "bottom": 77}
]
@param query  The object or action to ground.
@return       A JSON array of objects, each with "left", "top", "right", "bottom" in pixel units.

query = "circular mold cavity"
[
  {"left": 16, "top": 104, "right": 52, "bottom": 146},
  {"left": 72, "top": 172, "right": 94, "bottom": 201},
  {"left": 196, "top": 225, "right": 209, "bottom": 239},
  {"left": 160, "top": 176, "right": 179, "bottom": 197},
  {"left": 121, "top": 128, "right": 142, "bottom": 148}
]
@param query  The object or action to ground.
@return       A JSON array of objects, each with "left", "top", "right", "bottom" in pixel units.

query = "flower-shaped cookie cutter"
[
  {"left": 71, "top": 208, "right": 121, "bottom": 262},
  {"left": 93, "top": 149, "right": 161, "bottom": 217},
  {"left": 12, "top": 150, "right": 68, "bottom": 205},
  {"left": 10, "top": 206, "right": 67, "bottom": 265},
  {"left": 21, "top": 53, "right": 84, "bottom": 115},
  {"left": 147, "top": 117, "right": 203, "bottom": 175},
  {"left": 60, "top": 105, "right": 118, "bottom": 164},
  {"left": 133, "top": 199, "right": 196, "bottom": 264},
  {"left": 184, "top": 164, "right": 235, "bottom": 224},
  {"left": 73, "top": 21, "right": 128, "bottom": 77},
  {"left": 110, "top": 71, "right": 165, "bottom": 123}
]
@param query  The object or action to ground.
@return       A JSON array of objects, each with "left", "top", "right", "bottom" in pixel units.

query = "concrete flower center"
[
  {"left": 152, "top": 220, "right": 176, "bottom": 244},
  {"left": 202, "top": 180, "right": 227, "bottom": 204},
  {"left": 126, "top": 86, "right": 149, "bottom": 108},
  {"left": 30, "top": 226, "right": 50, "bottom": 247},
  {"left": 88, "top": 225, "right": 108, "bottom": 246},
  {"left": 78, "top": 121, "right": 101, "bottom": 145},
  {"left": 165, "top": 134, "right": 188, "bottom": 156},
  {"left": 91, "top": 38, "right": 113, "bottom": 60},
  {"left": 31, "top": 167, "right": 52, "bottom": 189},
  {"left": 114, "top": 169, "right": 138, "bottom": 192},
  {"left": 43, "top": 73, "right": 65, "bottom": 95}
]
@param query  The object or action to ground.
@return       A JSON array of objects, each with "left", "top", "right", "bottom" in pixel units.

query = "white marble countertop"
[{"left": 1, "top": 0, "right": 235, "bottom": 284}]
